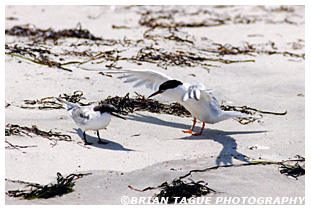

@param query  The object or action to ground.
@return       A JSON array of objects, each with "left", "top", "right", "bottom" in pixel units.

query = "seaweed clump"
[
  {"left": 154, "top": 179, "right": 215, "bottom": 203},
  {"left": 101, "top": 92, "right": 191, "bottom": 117},
  {"left": 129, "top": 178, "right": 215, "bottom": 204},
  {"left": 279, "top": 162, "right": 305, "bottom": 180},
  {"left": 6, "top": 173, "right": 91, "bottom": 200},
  {"left": 5, "top": 23, "right": 102, "bottom": 41}
]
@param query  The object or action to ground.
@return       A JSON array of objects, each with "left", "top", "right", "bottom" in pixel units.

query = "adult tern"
[{"left": 106, "top": 69, "right": 256, "bottom": 136}]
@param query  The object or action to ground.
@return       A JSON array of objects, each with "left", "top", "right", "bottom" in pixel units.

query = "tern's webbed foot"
[
  {"left": 84, "top": 140, "right": 93, "bottom": 145},
  {"left": 182, "top": 129, "right": 193, "bottom": 134},
  {"left": 192, "top": 132, "right": 203, "bottom": 136}
]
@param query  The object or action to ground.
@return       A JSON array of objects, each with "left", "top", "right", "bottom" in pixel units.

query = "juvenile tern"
[
  {"left": 57, "top": 98, "right": 125, "bottom": 145},
  {"left": 106, "top": 69, "right": 257, "bottom": 136}
]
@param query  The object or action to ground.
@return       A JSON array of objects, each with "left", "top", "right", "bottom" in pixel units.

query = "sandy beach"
[{"left": 5, "top": 5, "right": 305, "bottom": 204}]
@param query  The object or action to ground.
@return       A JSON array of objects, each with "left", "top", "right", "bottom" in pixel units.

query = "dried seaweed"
[
  {"left": 135, "top": 6, "right": 301, "bottom": 29},
  {"left": 19, "top": 91, "right": 283, "bottom": 126},
  {"left": 279, "top": 162, "right": 305, "bottom": 180},
  {"left": 129, "top": 179, "right": 215, "bottom": 204},
  {"left": 154, "top": 179, "right": 215, "bottom": 203},
  {"left": 58, "top": 90, "right": 85, "bottom": 104},
  {"left": 19, "top": 91, "right": 285, "bottom": 126},
  {"left": 5, "top": 7, "right": 304, "bottom": 74},
  {"left": 103, "top": 92, "right": 284, "bottom": 124},
  {"left": 19, "top": 91, "right": 91, "bottom": 110},
  {"left": 101, "top": 92, "right": 191, "bottom": 117},
  {"left": 22, "top": 97, "right": 63, "bottom": 110},
  {"left": 6, "top": 172, "right": 91, "bottom": 200},
  {"left": 5, "top": 124, "right": 72, "bottom": 146},
  {"left": 5, "top": 44, "right": 79, "bottom": 72},
  {"left": 131, "top": 45, "right": 254, "bottom": 69},
  {"left": 143, "top": 27, "right": 195, "bottom": 44},
  {"left": 138, "top": 10, "right": 225, "bottom": 28},
  {"left": 201, "top": 42, "right": 305, "bottom": 59},
  {"left": 5, "top": 23, "right": 102, "bottom": 42},
  {"left": 178, "top": 158, "right": 305, "bottom": 181},
  {"left": 220, "top": 102, "right": 287, "bottom": 124},
  {"left": 221, "top": 103, "right": 287, "bottom": 115},
  {"left": 129, "top": 157, "right": 304, "bottom": 203}
]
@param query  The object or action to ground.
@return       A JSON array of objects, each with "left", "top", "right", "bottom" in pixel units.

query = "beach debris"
[
  {"left": 135, "top": 5, "right": 300, "bottom": 29},
  {"left": 22, "top": 97, "right": 63, "bottom": 110},
  {"left": 58, "top": 90, "right": 86, "bottom": 104},
  {"left": 20, "top": 91, "right": 90, "bottom": 109},
  {"left": 101, "top": 92, "right": 191, "bottom": 117},
  {"left": 143, "top": 27, "right": 195, "bottom": 44},
  {"left": 6, "top": 172, "right": 91, "bottom": 200},
  {"left": 5, "top": 23, "right": 102, "bottom": 41},
  {"left": 278, "top": 156, "right": 305, "bottom": 180},
  {"left": 5, "top": 124, "right": 72, "bottom": 146},
  {"left": 130, "top": 45, "right": 254, "bottom": 69},
  {"left": 279, "top": 163, "right": 305, "bottom": 180},
  {"left": 178, "top": 158, "right": 305, "bottom": 181},
  {"left": 5, "top": 6, "right": 304, "bottom": 74},
  {"left": 5, "top": 140, "right": 37, "bottom": 153},
  {"left": 19, "top": 91, "right": 285, "bottom": 125},
  {"left": 220, "top": 102, "right": 287, "bottom": 115},
  {"left": 5, "top": 44, "right": 79, "bottom": 72},
  {"left": 220, "top": 101, "right": 287, "bottom": 124},
  {"left": 154, "top": 179, "right": 215, "bottom": 203},
  {"left": 129, "top": 157, "right": 304, "bottom": 203},
  {"left": 138, "top": 9, "right": 226, "bottom": 28},
  {"left": 129, "top": 178, "right": 215, "bottom": 204}
]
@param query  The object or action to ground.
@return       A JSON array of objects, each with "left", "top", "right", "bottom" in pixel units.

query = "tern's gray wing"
[
  {"left": 57, "top": 97, "right": 92, "bottom": 125},
  {"left": 204, "top": 91, "right": 220, "bottom": 107},
  {"left": 70, "top": 107, "right": 91, "bottom": 125},
  {"left": 182, "top": 82, "right": 214, "bottom": 102},
  {"left": 104, "top": 69, "right": 173, "bottom": 91}
]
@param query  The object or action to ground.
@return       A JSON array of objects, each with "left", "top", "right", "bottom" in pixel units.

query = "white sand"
[{"left": 5, "top": 5, "right": 305, "bottom": 204}]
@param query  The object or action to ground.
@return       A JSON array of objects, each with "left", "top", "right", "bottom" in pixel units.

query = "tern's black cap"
[
  {"left": 159, "top": 80, "right": 182, "bottom": 91},
  {"left": 93, "top": 104, "right": 118, "bottom": 114}
]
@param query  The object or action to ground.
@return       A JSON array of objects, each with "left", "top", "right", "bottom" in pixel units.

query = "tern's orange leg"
[
  {"left": 193, "top": 122, "right": 205, "bottom": 136},
  {"left": 183, "top": 118, "right": 197, "bottom": 133}
]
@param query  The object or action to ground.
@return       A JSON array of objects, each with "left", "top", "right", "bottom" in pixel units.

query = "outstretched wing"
[
  {"left": 105, "top": 69, "right": 173, "bottom": 91},
  {"left": 182, "top": 82, "right": 214, "bottom": 102}
]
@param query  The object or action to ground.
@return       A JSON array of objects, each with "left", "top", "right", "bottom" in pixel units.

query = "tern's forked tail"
[
  {"left": 56, "top": 97, "right": 79, "bottom": 111},
  {"left": 218, "top": 110, "right": 259, "bottom": 122}
]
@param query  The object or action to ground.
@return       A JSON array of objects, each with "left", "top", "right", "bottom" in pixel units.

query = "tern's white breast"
[{"left": 78, "top": 111, "right": 112, "bottom": 131}]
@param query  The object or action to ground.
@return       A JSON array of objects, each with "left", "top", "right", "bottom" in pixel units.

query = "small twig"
[
  {"left": 5, "top": 52, "right": 73, "bottom": 72},
  {"left": 5, "top": 140, "right": 37, "bottom": 150}
]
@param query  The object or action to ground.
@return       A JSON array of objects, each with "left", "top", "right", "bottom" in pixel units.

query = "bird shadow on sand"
[
  {"left": 127, "top": 112, "right": 266, "bottom": 165},
  {"left": 179, "top": 129, "right": 266, "bottom": 165},
  {"left": 70, "top": 128, "right": 134, "bottom": 151}
]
